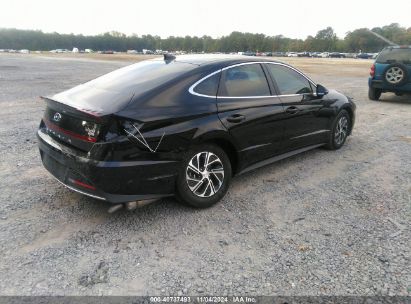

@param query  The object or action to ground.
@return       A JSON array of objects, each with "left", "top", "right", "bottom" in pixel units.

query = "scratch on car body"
[{"left": 124, "top": 124, "right": 165, "bottom": 153}]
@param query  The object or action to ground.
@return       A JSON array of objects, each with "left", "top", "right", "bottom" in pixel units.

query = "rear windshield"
[
  {"left": 84, "top": 59, "right": 196, "bottom": 95},
  {"left": 376, "top": 48, "right": 411, "bottom": 64},
  {"left": 51, "top": 59, "right": 197, "bottom": 115}
]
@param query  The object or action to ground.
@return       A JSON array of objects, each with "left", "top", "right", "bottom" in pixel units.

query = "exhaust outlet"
[
  {"left": 126, "top": 199, "right": 159, "bottom": 210},
  {"left": 108, "top": 204, "right": 123, "bottom": 214},
  {"left": 125, "top": 201, "right": 138, "bottom": 210},
  {"left": 108, "top": 199, "right": 159, "bottom": 213}
]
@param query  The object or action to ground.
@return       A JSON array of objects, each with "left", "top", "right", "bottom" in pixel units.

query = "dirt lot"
[{"left": 0, "top": 53, "right": 410, "bottom": 296}]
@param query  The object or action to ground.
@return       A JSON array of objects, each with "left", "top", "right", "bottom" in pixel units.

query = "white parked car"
[
  {"left": 50, "top": 49, "right": 67, "bottom": 53},
  {"left": 142, "top": 49, "right": 154, "bottom": 54},
  {"left": 287, "top": 52, "right": 298, "bottom": 57}
]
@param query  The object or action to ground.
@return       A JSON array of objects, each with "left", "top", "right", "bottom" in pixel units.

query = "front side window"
[
  {"left": 219, "top": 64, "right": 270, "bottom": 97},
  {"left": 266, "top": 64, "right": 312, "bottom": 95}
]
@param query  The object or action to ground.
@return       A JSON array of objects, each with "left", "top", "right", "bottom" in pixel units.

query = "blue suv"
[{"left": 368, "top": 46, "right": 411, "bottom": 100}]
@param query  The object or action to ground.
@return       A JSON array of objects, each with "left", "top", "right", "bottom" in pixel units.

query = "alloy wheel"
[
  {"left": 334, "top": 116, "right": 348, "bottom": 146},
  {"left": 385, "top": 67, "right": 404, "bottom": 84},
  {"left": 186, "top": 152, "right": 224, "bottom": 198}
]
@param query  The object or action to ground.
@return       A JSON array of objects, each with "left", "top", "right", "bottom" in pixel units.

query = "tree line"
[{"left": 0, "top": 23, "right": 410, "bottom": 53}]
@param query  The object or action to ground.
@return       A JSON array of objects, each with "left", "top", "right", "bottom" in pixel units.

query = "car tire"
[
  {"left": 325, "top": 110, "right": 351, "bottom": 150},
  {"left": 368, "top": 87, "right": 382, "bottom": 101},
  {"left": 383, "top": 63, "right": 408, "bottom": 87},
  {"left": 175, "top": 144, "right": 232, "bottom": 208}
]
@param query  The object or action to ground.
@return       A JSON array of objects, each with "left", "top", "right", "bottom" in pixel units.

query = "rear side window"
[
  {"left": 193, "top": 72, "right": 220, "bottom": 96},
  {"left": 266, "top": 64, "right": 312, "bottom": 95},
  {"left": 376, "top": 48, "right": 411, "bottom": 64},
  {"left": 219, "top": 64, "right": 270, "bottom": 97}
]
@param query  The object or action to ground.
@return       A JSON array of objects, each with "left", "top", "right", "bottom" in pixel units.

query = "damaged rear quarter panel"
[{"left": 113, "top": 71, "right": 233, "bottom": 159}]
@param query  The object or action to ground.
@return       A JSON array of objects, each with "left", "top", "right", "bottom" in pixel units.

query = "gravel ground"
[{"left": 0, "top": 54, "right": 410, "bottom": 296}]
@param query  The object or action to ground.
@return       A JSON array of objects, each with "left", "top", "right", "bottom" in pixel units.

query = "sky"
[{"left": 1, "top": 0, "right": 410, "bottom": 39}]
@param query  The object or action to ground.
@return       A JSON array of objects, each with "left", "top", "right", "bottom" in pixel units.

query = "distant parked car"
[
  {"left": 329, "top": 52, "right": 345, "bottom": 58},
  {"left": 143, "top": 49, "right": 154, "bottom": 55},
  {"left": 298, "top": 52, "right": 311, "bottom": 57},
  {"left": 50, "top": 49, "right": 70, "bottom": 53},
  {"left": 243, "top": 51, "right": 256, "bottom": 56},
  {"left": 100, "top": 50, "right": 114, "bottom": 54},
  {"left": 368, "top": 45, "right": 411, "bottom": 100},
  {"left": 319, "top": 52, "right": 330, "bottom": 58},
  {"left": 287, "top": 52, "right": 298, "bottom": 57},
  {"left": 356, "top": 53, "right": 372, "bottom": 59},
  {"left": 343, "top": 53, "right": 357, "bottom": 58},
  {"left": 272, "top": 52, "right": 287, "bottom": 57},
  {"left": 19, "top": 49, "right": 30, "bottom": 54}
]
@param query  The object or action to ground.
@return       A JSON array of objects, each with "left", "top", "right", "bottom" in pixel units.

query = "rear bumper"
[
  {"left": 37, "top": 130, "right": 178, "bottom": 203},
  {"left": 369, "top": 78, "right": 411, "bottom": 92}
]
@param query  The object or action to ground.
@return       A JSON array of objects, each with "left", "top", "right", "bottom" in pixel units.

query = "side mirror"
[{"left": 316, "top": 84, "right": 329, "bottom": 97}]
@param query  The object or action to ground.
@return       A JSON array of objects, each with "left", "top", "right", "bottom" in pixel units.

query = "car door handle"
[
  {"left": 226, "top": 114, "right": 245, "bottom": 123},
  {"left": 285, "top": 106, "right": 299, "bottom": 114}
]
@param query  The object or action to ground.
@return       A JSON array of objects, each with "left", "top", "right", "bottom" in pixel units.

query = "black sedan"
[{"left": 37, "top": 54, "right": 356, "bottom": 208}]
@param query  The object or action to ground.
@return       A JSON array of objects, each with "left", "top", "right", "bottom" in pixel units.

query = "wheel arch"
[
  {"left": 193, "top": 136, "right": 239, "bottom": 176},
  {"left": 208, "top": 137, "right": 239, "bottom": 175},
  {"left": 340, "top": 105, "right": 354, "bottom": 135}
]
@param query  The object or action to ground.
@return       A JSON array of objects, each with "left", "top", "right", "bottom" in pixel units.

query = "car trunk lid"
[{"left": 41, "top": 97, "right": 111, "bottom": 152}]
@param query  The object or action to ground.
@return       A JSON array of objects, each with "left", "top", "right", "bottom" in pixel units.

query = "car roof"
[
  {"left": 168, "top": 54, "right": 316, "bottom": 87},
  {"left": 151, "top": 54, "right": 283, "bottom": 68},
  {"left": 384, "top": 45, "right": 411, "bottom": 49}
]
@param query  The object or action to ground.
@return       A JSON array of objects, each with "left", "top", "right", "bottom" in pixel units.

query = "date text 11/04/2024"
[{"left": 149, "top": 296, "right": 257, "bottom": 303}]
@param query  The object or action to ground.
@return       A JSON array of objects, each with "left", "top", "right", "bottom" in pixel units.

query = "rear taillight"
[
  {"left": 44, "top": 118, "right": 98, "bottom": 143},
  {"left": 370, "top": 64, "right": 375, "bottom": 77}
]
